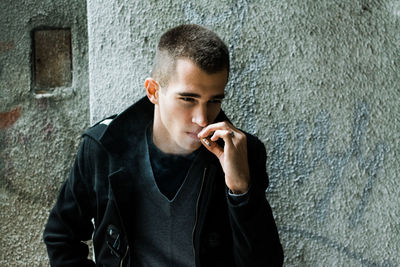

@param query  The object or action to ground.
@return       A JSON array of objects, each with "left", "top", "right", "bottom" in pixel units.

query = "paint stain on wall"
[
  {"left": 0, "top": 41, "right": 14, "bottom": 53},
  {"left": 268, "top": 101, "right": 391, "bottom": 266},
  {"left": 0, "top": 106, "right": 22, "bottom": 129},
  {"left": 268, "top": 101, "right": 388, "bottom": 227}
]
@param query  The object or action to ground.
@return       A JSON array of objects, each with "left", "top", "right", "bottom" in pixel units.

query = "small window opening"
[{"left": 32, "top": 28, "right": 72, "bottom": 94}]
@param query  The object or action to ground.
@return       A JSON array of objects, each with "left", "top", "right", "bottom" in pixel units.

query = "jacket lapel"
[{"left": 108, "top": 126, "right": 152, "bottom": 239}]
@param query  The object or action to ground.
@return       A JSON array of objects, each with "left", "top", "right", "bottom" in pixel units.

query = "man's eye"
[
  {"left": 181, "top": 97, "right": 195, "bottom": 102},
  {"left": 209, "top": 99, "right": 222, "bottom": 104}
]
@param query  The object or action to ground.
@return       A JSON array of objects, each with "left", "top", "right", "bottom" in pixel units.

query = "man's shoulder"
[
  {"left": 82, "top": 96, "right": 153, "bottom": 145},
  {"left": 244, "top": 131, "right": 265, "bottom": 152},
  {"left": 83, "top": 114, "right": 118, "bottom": 141}
]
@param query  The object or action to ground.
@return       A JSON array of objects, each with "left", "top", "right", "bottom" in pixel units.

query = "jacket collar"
[
  {"left": 98, "top": 96, "right": 229, "bottom": 155},
  {"left": 99, "top": 96, "right": 153, "bottom": 155}
]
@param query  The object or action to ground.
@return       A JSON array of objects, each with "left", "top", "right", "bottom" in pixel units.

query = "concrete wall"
[
  {"left": 88, "top": 0, "right": 399, "bottom": 266},
  {"left": 0, "top": 0, "right": 89, "bottom": 265}
]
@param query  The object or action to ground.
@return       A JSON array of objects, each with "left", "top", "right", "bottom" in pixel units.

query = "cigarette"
[{"left": 202, "top": 138, "right": 211, "bottom": 146}]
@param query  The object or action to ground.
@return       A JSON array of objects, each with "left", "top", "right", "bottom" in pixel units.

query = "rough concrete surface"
[
  {"left": 0, "top": 0, "right": 89, "bottom": 265},
  {"left": 87, "top": 0, "right": 399, "bottom": 266}
]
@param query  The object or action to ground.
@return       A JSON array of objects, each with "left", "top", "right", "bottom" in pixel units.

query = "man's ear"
[{"left": 145, "top": 78, "right": 160, "bottom": 104}]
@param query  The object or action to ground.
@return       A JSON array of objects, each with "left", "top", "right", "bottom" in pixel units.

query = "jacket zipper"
[
  {"left": 192, "top": 167, "right": 207, "bottom": 267},
  {"left": 120, "top": 245, "right": 129, "bottom": 267}
]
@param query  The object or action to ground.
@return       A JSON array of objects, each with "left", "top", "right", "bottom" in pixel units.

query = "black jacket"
[{"left": 43, "top": 97, "right": 284, "bottom": 266}]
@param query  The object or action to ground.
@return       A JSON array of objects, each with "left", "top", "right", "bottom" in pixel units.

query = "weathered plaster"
[
  {"left": 87, "top": 0, "right": 399, "bottom": 266},
  {"left": 0, "top": 0, "right": 89, "bottom": 265}
]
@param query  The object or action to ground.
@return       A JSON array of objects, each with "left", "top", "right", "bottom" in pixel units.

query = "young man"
[{"left": 44, "top": 24, "right": 284, "bottom": 266}]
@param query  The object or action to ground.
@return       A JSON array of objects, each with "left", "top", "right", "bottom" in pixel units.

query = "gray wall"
[
  {"left": 87, "top": 0, "right": 399, "bottom": 266},
  {"left": 0, "top": 0, "right": 89, "bottom": 265}
]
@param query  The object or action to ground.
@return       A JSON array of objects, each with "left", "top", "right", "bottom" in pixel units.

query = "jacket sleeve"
[
  {"left": 43, "top": 138, "right": 96, "bottom": 267},
  {"left": 227, "top": 136, "right": 284, "bottom": 266}
]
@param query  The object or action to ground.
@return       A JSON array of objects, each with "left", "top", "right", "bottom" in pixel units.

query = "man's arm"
[
  {"left": 198, "top": 121, "right": 250, "bottom": 194},
  {"left": 198, "top": 122, "right": 284, "bottom": 266},
  {"left": 226, "top": 139, "right": 283, "bottom": 266},
  {"left": 43, "top": 139, "right": 95, "bottom": 266}
]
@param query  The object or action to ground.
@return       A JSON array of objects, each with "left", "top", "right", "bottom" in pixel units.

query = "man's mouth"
[{"left": 187, "top": 131, "right": 202, "bottom": 140}]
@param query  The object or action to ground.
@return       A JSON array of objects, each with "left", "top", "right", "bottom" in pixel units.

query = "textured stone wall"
[
  {"left": 0, "top": 0, "right": 89, "bottom": 265},
  {"left": 88, "top": 0, "right": 399, "bottom": 266}
]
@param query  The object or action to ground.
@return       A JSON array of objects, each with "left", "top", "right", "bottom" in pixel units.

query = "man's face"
[{"left": 152, "top": 58, "right": 228, "bottom": 155}]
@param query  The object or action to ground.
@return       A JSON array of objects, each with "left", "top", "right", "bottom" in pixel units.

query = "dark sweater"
[
  {"left": 147, "top": 126, "right": 199, "bottom": 200},
  {"left": 129, "top": 125, "right": 205, "bottom": 266}
]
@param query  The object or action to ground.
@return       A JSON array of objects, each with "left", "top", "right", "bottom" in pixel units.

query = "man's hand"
[{"left": 198, "top": 121, "right": 250, "bottom": 194}]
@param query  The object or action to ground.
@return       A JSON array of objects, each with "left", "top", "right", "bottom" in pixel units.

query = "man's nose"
[{"left": 192, "top": 105, "right": 208, "bottom": 127}]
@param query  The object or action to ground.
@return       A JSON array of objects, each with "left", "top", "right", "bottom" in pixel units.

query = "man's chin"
[{"left": 181, "top": 141, "right": 202, "bottom": 154}]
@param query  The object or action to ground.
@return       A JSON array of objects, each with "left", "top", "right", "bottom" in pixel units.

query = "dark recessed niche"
[{"left": 33, "top": 28, "right": 72, "bottom": 93}]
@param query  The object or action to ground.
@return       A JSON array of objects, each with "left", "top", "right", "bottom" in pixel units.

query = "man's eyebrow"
[
  {"left": 176, "top": 92, "right": 225, "bottom": 99},
  {"left": 211, "top": 93, "right": 225, "bottom": 99},
  {"left": 177, "top": 92, "right": 201, "bottom": 98}
]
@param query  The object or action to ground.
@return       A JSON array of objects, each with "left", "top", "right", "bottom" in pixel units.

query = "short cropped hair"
[{"left": 151, "top": 24, "right": 230, "bottom": 87}]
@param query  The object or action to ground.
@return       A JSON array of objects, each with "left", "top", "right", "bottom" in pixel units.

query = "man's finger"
[
  {"left": 200, "top": 137, "right": 223, "bottom": 157},
  {"left": 198, "top": 121, "right": 233, "bottom": 138},
  {"left": 210, "top": 130, "right": 235, "bottom": 147}
]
